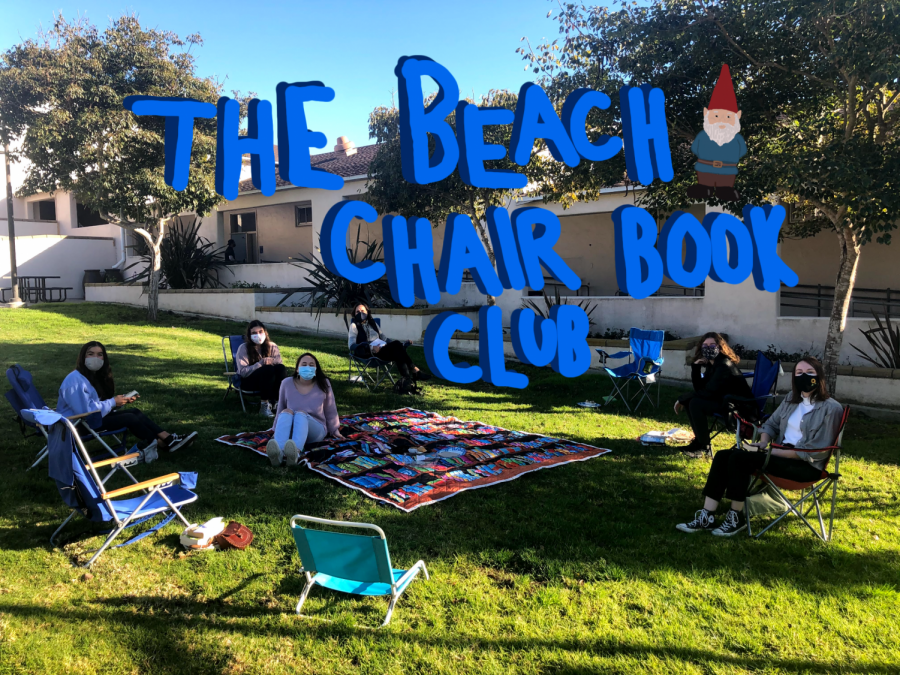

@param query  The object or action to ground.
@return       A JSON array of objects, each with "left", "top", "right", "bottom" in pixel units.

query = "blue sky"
[{"left": 1, "top": 0, "right": 566, "bottom": 153}]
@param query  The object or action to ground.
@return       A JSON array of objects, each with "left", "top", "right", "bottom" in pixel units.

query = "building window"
[
  {"left": 75, "top": 202, "right": 109, "bottom": 228},
  {"left": 229, "top": 212, "right": 257, "bottom": 233},
  {"left": 295, "top": 203, "right": 312, "bottom": 227},
  {"left": 228, "top": 211, "right": 258, "bottom": 264},
  {"left": 34, "top": 200, "right": 56, "bottom": 221}
]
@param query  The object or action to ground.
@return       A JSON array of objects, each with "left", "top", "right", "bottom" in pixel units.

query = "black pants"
[
  {"left": 355, "top": 341, "right": 414, "bottom": 377},
  {"left": 702, "top": 449, "right": 823, "bottom": 503},
  {"left": 679, "top": 393, "right": 724, "bottom": 446},
  {"left": 242, "top": 363, "right": 287, "bottom": 401},
  {"left": 99, "top": 408, "right": 164, "bottom": 444}
]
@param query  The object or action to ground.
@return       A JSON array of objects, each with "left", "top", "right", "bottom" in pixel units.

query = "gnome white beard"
[{"left": 704, "top": 114, "right": 741, "bottom": 146}]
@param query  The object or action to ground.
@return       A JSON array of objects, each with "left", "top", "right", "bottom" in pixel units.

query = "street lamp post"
[{"left": 3, "top": 143, "right": 21, "bottom": 304}]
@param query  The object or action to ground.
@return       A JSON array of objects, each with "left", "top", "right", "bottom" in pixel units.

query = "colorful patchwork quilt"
[{"left": 215, "top": 408, "right": 611, "bottom": 512}]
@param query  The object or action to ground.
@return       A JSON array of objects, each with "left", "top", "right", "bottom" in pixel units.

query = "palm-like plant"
[
  {"left": 126, "top": 217, "right": 231, "bottom": 290},
  {"left": 291, "top": 223, "right": 398, "bottom": 326},
  {"left": 522, "top": 287, "right": 597, "bottom": 329},
  {"left": 851, "top": 307, "right": 900, "bottom": 368}
]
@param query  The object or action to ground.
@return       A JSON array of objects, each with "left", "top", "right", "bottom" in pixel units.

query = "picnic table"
[{"left": 1, "top": 276, "right": 73, "bottom": 303}]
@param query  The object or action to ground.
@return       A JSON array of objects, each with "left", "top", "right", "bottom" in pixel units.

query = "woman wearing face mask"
[
  {"left": 347, "top": 303, "right": 430, "bottom": 381},
  {"left": 676, "top": 356, "right": 843, "bottom": 536},
  {"left": 267, "top": 353, "right": 345, "bottom": 466},
  {"left": 235, "top": 320, "right": 286, "bottom": 417},
  {"left": 674, "top": 332, "right": 754, "bottom": 456},
  {"left": 57, "top": 341, "right": 196, "bottom": 459}
]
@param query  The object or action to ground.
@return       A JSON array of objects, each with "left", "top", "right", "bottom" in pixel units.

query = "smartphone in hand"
[{"left": 124, "top": 390, "right": 139, "bottom": 399}]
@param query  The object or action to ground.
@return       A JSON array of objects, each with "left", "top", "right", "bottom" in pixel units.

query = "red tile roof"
[{"left": 237, "top": 143, "right": 379, "bottom": 193}]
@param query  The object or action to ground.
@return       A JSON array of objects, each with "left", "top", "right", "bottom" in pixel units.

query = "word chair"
[{"left": 290, "top": 514, "right": 429, "bottom": 627}]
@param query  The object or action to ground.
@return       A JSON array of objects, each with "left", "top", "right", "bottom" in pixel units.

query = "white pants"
[{"left": 273, "top": 411, "right": 327, "bottom": 448}]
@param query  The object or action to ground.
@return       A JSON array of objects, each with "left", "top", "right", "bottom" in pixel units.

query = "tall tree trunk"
[
  {"left": 467, "top": 195, "right": 497, "bottom": 307},
  {"left": 135, "top": 221, "right": 166, "bottom": 322},
  {"left": 822, "top": 225, "right": 861, "bottom": 394}
]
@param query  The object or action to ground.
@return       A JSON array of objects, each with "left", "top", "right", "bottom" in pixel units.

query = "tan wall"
[{"left": 781, "top": 229, "right": 900, "bottom": 289}]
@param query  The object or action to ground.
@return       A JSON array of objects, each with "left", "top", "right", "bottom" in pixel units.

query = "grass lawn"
[{"left": 1, "top": 303, "right": 898, "bottom": 675}]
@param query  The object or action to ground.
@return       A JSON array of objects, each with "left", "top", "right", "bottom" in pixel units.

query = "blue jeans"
[{"left": 273, "top": 411, "right": 327, "bottom": 448}]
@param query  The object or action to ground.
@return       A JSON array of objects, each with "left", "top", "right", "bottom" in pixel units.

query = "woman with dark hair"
[
  {"left": 236, "top": 320, "right": 286, "bottom": 417},
  {"left": 674, "top": 332, "right": 754, "bottom": 456},
  {"left": 267, "top": 353, "right": 345, "bottom": 466},
  {"left": 676, "top": 356, "right": 843, "bottom": 537},
  {"left": 56, "top": 341, "right": 196, "bottom": 460},
  {"left": 347, "top": 303, "right": 430, "bottom": 381}
]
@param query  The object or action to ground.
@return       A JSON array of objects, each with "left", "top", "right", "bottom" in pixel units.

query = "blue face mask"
[{"left": 298, "top": 366, "right": 317, "bottom": 381}]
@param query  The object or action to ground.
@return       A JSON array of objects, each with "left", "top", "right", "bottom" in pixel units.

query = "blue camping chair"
[
  {"left": 596, "top": 328, "right": 665, "bottom": 412},
  {"left": 708, "top": 350, "right": 781, "bottom": 447},
  {"left": 290, "top": 514, "right": 429, "bottom": 627},
  {"left": 22, "top": 408, "right": 198, "bottom": 567},
  {"left": 348, "top": 319, "right": 398, "bottom": 391},
  {"left": 5, "top": 364, "right": 129, "bottom": 470},
  {"left": 222, "top": 335, "right": 262, "bottom": 412}
]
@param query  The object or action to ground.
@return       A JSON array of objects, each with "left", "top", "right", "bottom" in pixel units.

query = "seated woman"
[
  {"left": 266, "top": 353, "right": 345, "bottom": 466},
  {"left": 236, "top": 320, "right": 287, "bottom": 417},
  {"left": 57, "top": 341, "right": 196, "bottom": 461},
  {"left": 676, "top": 356, "right": 843, "bottom": 537},
  {"left": 674, "top": 332, "right": 754, "bottom": 456},
  {"left": 347, "top": 303, "right": 430, "bottom": 381}
]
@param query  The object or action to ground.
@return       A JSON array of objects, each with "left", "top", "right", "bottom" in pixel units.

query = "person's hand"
[
  {"left": 332, "top": 432, "right": 345, "bottom": 441},
  {"left": 403, "top": 339, "right": 412, "bottom": 348},
  {"left": 745, "top": 441, "right": 767, "bottom": 452},
  {"left": 694, "top": 358, "right": 708, "bottom": 365},
  {"left": 114, "top": 394, "right": 136, "bottom": 407},
  {"left": 263, "top": 357, "right": 275, "bottom": 366},
  {"left": 674, "top": 401, "right": 684, "bottom": 414},
  {"left": 372, "top": 345, "right": 381, "bottom": 354}
]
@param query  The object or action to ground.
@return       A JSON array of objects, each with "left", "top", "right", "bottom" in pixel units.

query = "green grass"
[{"left": 0, "top": 303, "right": 898, "bottom": 675}]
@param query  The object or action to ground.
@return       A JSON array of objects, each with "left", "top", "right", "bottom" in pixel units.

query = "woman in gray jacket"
[{"left": 676, "top": 356, "right": 843, "bottom": 537}]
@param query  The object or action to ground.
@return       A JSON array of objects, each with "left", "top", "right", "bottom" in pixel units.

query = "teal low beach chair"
[{"left": 289, "top": 515, "right": 429, "bottom": 627}]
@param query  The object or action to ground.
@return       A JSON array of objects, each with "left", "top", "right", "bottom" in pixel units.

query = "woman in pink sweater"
[{"left": 267, "top": 353, "right": 345, "bottom": 466}]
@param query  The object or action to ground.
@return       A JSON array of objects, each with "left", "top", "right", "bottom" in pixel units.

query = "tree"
[
  {"left": 366, "top": 90, "right": 536, "bottom": 305},
  {"left": 0, "top": 15, "right": 234, "bottom": 320},
  {"left": 523, "top": 0, "right": 900, "bottom": 392}
]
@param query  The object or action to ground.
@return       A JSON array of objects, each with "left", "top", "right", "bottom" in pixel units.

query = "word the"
[
  {"left": 613, "top": 204, "right": 799, "bottom": 298},
  {"left": 396, "top": 56, "right": 673, "bottom": 188}
]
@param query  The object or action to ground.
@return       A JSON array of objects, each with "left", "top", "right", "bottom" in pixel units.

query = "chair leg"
[
  {"left": 827, "top": 478, "right": 839, "bottom": 542},
  {"left": 238, "top": 388, "right": 247, "bottom": 413},
  {"left": 27, "top": 446, "right": 49, "bottom": 471},
  {"left": 382, "top": 592, "right": 401, "bottom": 627},
  {"left": 295, "top": 573, "right": 316, "bottom": 614},
  {"left": 50, "top": 510, "right": 77, "bottom": 546},
  {"left": 85, "top": 524, "right": 126, "bottom": 568}
]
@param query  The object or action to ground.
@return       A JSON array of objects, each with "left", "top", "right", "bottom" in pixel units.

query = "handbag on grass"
[{"left": 213, "top": 521, "right": 254, "bottom": 550}]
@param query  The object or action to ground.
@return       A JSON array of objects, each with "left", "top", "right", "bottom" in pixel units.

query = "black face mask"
[
  {"left": 795, "top": 373, "right": 818, "bottom": 394},
  {"left": 701, "top": 344, "right": 720, "bottom": 360},
  {"left": 356, "top": 312, "right": 367, "bottom": 322}
]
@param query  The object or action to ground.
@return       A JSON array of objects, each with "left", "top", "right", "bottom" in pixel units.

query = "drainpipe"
[{"left": 3, "top": 144, "right": 21, "bottom": 304}]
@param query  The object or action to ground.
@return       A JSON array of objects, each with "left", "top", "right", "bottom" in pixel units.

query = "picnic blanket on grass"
[{"left": 215, "top": 408, "right": 611, "bottom": 512}]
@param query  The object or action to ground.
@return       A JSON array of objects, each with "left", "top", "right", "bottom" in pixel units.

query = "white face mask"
[
  {"left": 250, "top": 333, "right": 265, "bottom": 345},
  {"left": 84, "top": 356, "right": 104, "bottom": 372}
]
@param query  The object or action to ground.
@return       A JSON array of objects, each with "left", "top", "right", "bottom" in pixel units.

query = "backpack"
[{"left": 393, "top": 376, "right": 421, "bottom": 396}]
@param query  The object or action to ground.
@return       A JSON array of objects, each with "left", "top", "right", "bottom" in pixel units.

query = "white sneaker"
[
  {"left": 284, "top": 440, "right": 300, "bottom": 466},
  {"left": 142, "top": 441, "right": 158, "bottom": 464},
  {"left": 260, "top": 401, "right": 274, "bottom": 418},
  {"left": 266, "top": 439, "right": 283, "bottom": 466}
]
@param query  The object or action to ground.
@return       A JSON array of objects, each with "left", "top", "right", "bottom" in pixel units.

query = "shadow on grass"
[{"left": 0, "top": 599, "right": 897, "bottom": 674}]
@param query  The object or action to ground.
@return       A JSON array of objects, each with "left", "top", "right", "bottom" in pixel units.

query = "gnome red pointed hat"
[{"left": 708, "top": 64, "right": 739, "bottom": 113}]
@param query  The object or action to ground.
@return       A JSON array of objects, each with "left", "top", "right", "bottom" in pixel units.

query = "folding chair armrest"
[
  {"left": 741, "top": 371, "right": 754, "bottom": 378},
  {"left": 66, "top": 411, "right": 97, "bottom": 421},
  {"left": 92, "top": 452, "right": 141, "bottom": 468},
  {"left": 102, "top": 473, "right": 181, "bottom": 499},
  {"left": 597, "top": 349, "right": 631, "bottom": 360},
  {"left": 224, "top": 371, "right": 237, "bottom": 376}
]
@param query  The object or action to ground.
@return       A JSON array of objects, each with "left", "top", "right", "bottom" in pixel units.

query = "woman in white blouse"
[{"left": 676, "top": 356, "right": 843, "bottom": 537}]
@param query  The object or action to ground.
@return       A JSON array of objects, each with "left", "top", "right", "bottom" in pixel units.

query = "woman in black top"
[
  {"left": 675, "top": 332, "right": 754, "bottom": 455},
  {"left": 348, "top": 303, "right": 430, "bottom": 381}
]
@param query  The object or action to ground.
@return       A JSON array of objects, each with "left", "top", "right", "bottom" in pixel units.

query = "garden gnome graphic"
[{"left": 687, "top": 64, "right": 746, "bottom": 202}]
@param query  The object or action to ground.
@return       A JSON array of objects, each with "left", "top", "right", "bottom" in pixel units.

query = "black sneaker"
[
  {"left": 414, "top": 370, "right": 431, "bottom": 382},
  {"left": 676, "top": 509, "right": 716, "bottom": 533},
  {"left": 165, "top": 431, "right": 198, "bottom": 453},
  {"left": 712, "top": 509, "right": 747, "bottom": 537}
]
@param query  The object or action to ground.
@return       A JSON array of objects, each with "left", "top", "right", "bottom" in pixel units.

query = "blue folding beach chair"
[
  {"left": 222, "top": 335, "right": 262, "bottom": 412},
  {"left": 596, "top": 328, "right": 665, "bottom": 412},
  {"left": 290, "top": 514, "right": 429, "bottom": 627},
  {"left": 708, "top": 350, "right": 781, "bottom": 445},
  {"left": 23, "top": 408, "right": 198, "bottom": 567},
  {"left": 348, "top": 319, "right": 397, "bottom": 392},
  {"left": 5, "top": 364, "right": 129, "bottom": 470}
]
